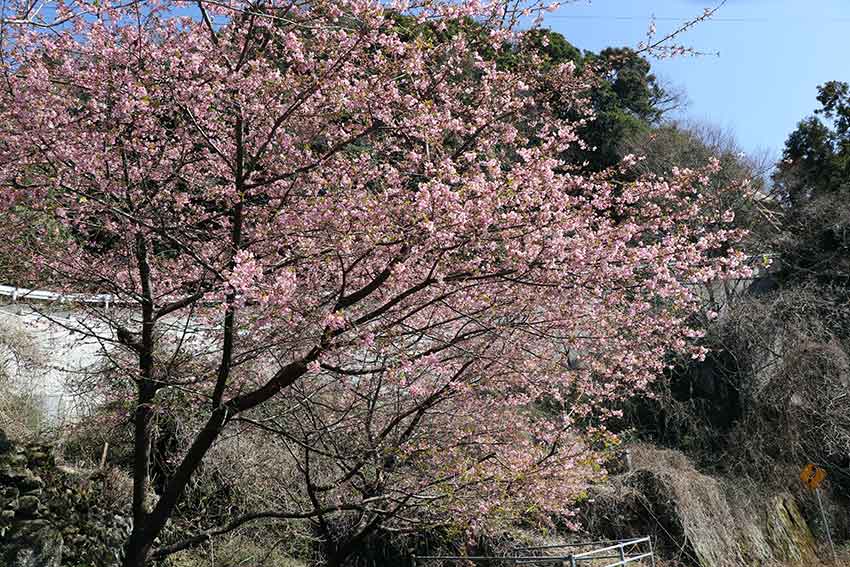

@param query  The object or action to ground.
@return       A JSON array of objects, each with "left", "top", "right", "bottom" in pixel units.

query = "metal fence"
[
  {"left": 0, "top": 284, "right": 119, "bottom": 308},
  {"left": 412, "top": 536, "right": 655, "bottom": 567}
]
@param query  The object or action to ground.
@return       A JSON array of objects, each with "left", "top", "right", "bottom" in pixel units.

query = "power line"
[
  {"left": 547, "top": 15, "right": 850, "bottom": 23},
  {"left": 549, "top": 15, "right": 765, "bottom": 22}
]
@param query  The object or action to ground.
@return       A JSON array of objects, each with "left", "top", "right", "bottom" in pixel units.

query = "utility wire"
[
  {"left": 547, "top": 15, "right": 850, "bottom": 23},
  {"left": 549, "top": 15, "right": 766, "bottom": 22}
]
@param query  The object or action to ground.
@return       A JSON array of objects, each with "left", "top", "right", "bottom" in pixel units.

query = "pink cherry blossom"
[{"left": 0, "top": 0, "right": 747, "bottom": 563}]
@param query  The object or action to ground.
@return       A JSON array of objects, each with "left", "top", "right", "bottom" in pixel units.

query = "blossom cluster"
[{"left": 0, "top": 0, "right": 746, "bottom": 533}]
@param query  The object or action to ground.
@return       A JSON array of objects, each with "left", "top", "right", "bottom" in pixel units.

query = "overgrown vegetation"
[
  {"left": 0, "top": 0, "right": 848, "bottom": 564},
  {"left": 615, "top": 81, "right": 850, "bottom": 561},
  {"left": 0, "top": 317, "right": 48, "bottom": 439}
]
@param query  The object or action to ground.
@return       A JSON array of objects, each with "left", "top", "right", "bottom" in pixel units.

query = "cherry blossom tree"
[{"left": 0, "top": 0, "right": 747, "bottom": 564}]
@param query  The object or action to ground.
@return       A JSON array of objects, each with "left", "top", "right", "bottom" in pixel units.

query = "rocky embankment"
[
  {"left": 0, "top": 429, "right": 131, "bottom": 567},
  {"left": 0, "top": 427, "right": 839, "bottom": 567},
  {"left": 583, "top": 445, "right": 826, "bottom": 567}
]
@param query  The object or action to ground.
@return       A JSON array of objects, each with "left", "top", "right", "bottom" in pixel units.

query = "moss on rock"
[{"left": 0, "top": 428, "right": 131, "bottom": 567}]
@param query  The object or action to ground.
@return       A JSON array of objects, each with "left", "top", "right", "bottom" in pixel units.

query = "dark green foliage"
[
  {"left": 520, "top": 29, "right": 582, "bottom": 67},
  {"left": 774, "top": 81, "right": 850, "bottom": 208},
  {"left": 523, "top": 37, "right": 670, "bottom": 170},
  {"left": 591, "top": 48, "right": 665, "bottom": 123},
  {"left": 572, "top": 48, "right": 666, "bottom": 169},
  {"left": 773, "top": 81, "right": 850, "bottom": 287},
  {"left": 385, "top": 20, "right": 671, "bottom": 172},
  {"left": 817, "top": 80, "right": 850, "bottom": 138},
  {"left": 774, "top": 116, "right": 846, "bottom": 206}
]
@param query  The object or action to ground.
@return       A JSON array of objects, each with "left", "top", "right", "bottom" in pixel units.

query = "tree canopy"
[
  {"left": 0, "top": 1, "right": 744, "bottom": 565},
  {"left": 519, "top": 31, "right": 673, "bottom": 171},
  {"left": 773, "top": 81, "right": 850, "bottom": 286}
]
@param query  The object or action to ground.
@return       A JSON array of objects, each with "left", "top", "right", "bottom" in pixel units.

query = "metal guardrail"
[
  {"left": 0, "top": 284, "right": 227, "bottom": 314},
  {"left": 412, "top": 536, "right": 655, "bottom": 567},
  {"left": 0, "top": 284, "right": 120, "bottom": 308}
]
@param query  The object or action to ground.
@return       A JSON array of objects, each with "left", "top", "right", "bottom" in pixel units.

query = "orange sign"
[{"left": 800, "top": 463, "right": 827, "bottom": 489}]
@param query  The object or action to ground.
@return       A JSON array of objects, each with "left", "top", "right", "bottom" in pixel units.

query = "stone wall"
[{"left": 0, "top": 429, "right": 131, "bottom": 567}]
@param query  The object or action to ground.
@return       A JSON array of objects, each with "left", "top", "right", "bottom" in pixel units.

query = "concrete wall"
[{"left": 0, "top": 303, "right": 109, "bottom": 423}]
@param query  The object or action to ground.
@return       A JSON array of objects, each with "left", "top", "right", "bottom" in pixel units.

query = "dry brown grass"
[
  {"left": 0, "top": 315, "right": 49, "bottom": 440},
  {"left": 583, "top": 444, "right": 825, "bottom": 567}
]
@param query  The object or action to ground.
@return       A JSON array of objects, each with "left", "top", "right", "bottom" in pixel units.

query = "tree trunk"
[
  {"left": 323, "top": 542, "right": 347, "bottom": 567},
  {"left": 119, "top": 360, "right": 310, "bottom": 565},
  {"left": 122, "top": 528, "right": 153, "bottom": 567},
  {"left": 121, "top": 406, "right": 230, "bottom": 566},
  {"left": 131, "top": 383, "right": 155, "bottom": 526}
]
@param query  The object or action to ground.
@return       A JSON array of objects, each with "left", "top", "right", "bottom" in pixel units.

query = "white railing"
[
  {"left": 0, "top": 284, "right": 119, "bottom": 308},
  {"left": 412, "top": 536, "right": 655, "bottom": 567}
]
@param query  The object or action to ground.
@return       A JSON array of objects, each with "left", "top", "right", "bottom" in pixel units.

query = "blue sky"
[{"left": 544, "top": 0, "right": 850, "bottom": 160}]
